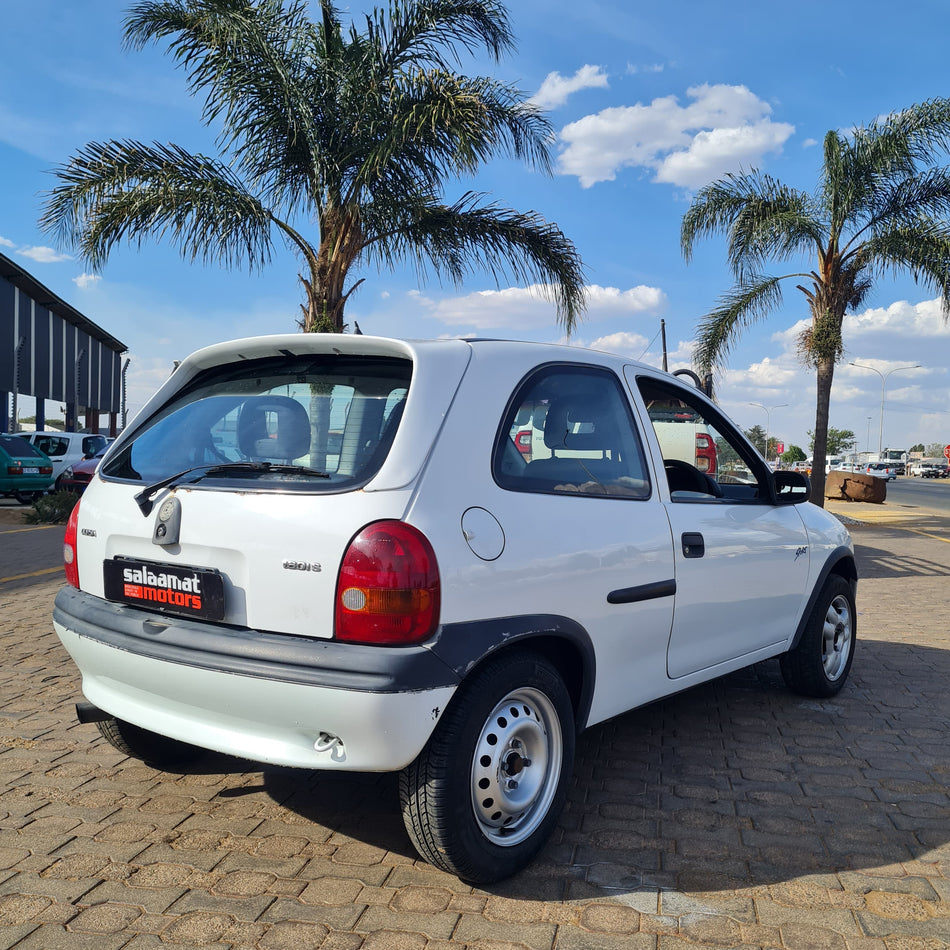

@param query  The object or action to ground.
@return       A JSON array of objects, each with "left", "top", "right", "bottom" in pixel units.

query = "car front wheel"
[
  {"left": 399, "top": 651, "right": 575, "bottom": 884},
  {"left": 780, "top": 574, "right": 856, "bottom": 697}
]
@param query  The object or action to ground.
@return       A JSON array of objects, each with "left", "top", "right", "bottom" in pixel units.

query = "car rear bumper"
[{"left": 53, "top": 586, "right": 459, "bottom": 771}]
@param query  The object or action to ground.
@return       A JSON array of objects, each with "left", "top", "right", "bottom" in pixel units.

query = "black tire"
[
  {"left": 96, "top": 717, "right": 204, "bottom": 769},
  {"left": 13, "top": 491, "right": 40, "bottom": 505},
  {"left": 780, "top": 574, "right": 856, "bottom": 697},
  {"left": 399, "top": 651, "right": 575, "bottom": 884}
]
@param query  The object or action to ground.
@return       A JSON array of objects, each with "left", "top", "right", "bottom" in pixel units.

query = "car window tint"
[
  {"left": 634, "top": 375, "right": 767, "bottom": 502},
  {"left": 100, "top": 355, "right": 411, "bottom": 492},
  {"left": 494, "top": 365, "right": 651, "bottom": 499},
  {"left": 82, "top": 435, "right": 107, "bottom": 455},
  {"left": 33, "top": 435, "right": 68, "bottom": 457},
  {"left": 0, "top": 435, "right": 43, "bottom": 458}
]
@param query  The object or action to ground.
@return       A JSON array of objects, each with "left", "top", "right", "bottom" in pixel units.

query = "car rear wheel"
[
  {"left": 399, "top": 651, "right": 574, "bottom": 884},
  {"left": 13, "top": 491, "right": 41, "bottom": 505},
  {"left": 780, "top": 575, "right": 855, "bottom": 697},
  {"left": 96, "top": 717, "right": 204, "bottom": 769}
]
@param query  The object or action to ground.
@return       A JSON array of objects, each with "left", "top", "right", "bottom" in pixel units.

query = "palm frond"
[
  {"left": 859, "top": 166, "right": 950, "bottom": 237},
  {"left": 858, "top": 221, "right": 950, "bottom": 315},
  {"left": 693, "top": 276, "right": 786, "bottom": 374},
  {"left": 681, "top": 170, "right": 823, "bottom": 281},
  {"left": 347, "top": 70, "right": 552, "bottom": 202},
  {"left": 39, "top": 140, "right": 273, "bottom": 272},
  {"left": 365, "top": 191, "right": 586, "bottom": 333},
  {"left": 364, "top": 0, "right": 514, "bottom": 74},
  {"left": 824, "top": 99, "right": 950, "bottom": 228},
  {"left": 125, "top": 0, "right": 323, "bottom": 209}
]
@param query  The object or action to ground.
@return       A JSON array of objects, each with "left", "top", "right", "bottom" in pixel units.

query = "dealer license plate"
[{"left": 103, "top": 557, "right": 226, "bottom": 620}]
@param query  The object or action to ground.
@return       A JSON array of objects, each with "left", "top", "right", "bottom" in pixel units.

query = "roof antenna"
[{"left": 353, "top": 321, "right": 363, "bottom": 335}]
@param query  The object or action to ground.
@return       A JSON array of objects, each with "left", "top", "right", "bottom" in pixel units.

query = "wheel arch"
[
  {"left": 429, "top": 615, "right": 596, "bottom": 732},
  {"left": 789, "top": 547, "right": 857, "bottom": 650}
]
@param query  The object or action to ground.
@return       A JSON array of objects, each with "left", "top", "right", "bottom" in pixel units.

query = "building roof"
[{"left": 0, "top": 250, "right": 126, "bottom": 354}]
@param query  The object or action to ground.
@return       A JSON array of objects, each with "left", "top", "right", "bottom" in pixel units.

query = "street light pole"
[
  {"left": 749, "top": 402, "right": 788, "bottom": 462},
  {"left": 848, "top": 363, "right": 921, "bottom": 457}
]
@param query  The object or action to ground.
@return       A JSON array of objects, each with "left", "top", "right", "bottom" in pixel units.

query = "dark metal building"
[{"left": 0, "top": 251, "right": 127, "bottom": 434}]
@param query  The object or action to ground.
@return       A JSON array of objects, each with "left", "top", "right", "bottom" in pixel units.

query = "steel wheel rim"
[
  {"left": 470, "top": 687, "right": 562, "bottom": 847},
  {"left": 822, "top": 593, "right": 852, "bottom": 681}
]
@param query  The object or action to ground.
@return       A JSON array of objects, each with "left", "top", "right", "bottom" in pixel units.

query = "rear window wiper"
[{"left": 134, "top": 462, "right": 329, "bottom": 516}]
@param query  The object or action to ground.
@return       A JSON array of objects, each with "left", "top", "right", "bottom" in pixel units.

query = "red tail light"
[
  {"left": 40, "top": 466, "right": 53, "bottom": 476},
  {"left": 695, "top": 432, "right": 717, "bottom": 475},
  {"left": 63, "top": 499, "right": 81, "bottom": 588},
  {"left": 335, "top": 521, "right": 440, "bottom": 645},
  {"left": 7, "top": 464, "right": 21, "bottom": 475}
]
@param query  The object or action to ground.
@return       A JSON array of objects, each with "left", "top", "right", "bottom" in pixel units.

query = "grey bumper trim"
[{"left": 54, "top": 586, "right": 459, "bottom": 693}]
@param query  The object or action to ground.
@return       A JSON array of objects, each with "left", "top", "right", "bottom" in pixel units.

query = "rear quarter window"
[{"left": 493, "top": 364, "right": 651, "bottom": 499}]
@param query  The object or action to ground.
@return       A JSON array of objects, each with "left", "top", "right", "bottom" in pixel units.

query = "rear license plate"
[
  {"left": 23, "top": 467, "right": 38, "bottom": 474},
  {"left": 103, "top": 557, "right": 226, "bottom": 620}
]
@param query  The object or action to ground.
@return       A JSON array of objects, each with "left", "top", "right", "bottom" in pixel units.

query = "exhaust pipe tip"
[{"left": 76, "top": 701, "right": 111, "bottom": 724}]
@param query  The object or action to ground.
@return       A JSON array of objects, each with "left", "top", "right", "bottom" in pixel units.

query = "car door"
[
  {"left": 483, "top": 361, "right": 677, "bottom": 725},
  {"left": 626, "top": 370, "right": 811, "bottom": 680}
]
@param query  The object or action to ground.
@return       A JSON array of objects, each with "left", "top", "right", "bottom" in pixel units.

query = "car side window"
[
  {"left": 34, "top": 436, "right": 68, "bottom": 457},
  {"left": 633, "top": 375, "right": 768, "bottom": 503},
  {"left": 493, "top": 364, "right": 651, "bottom": 498}
]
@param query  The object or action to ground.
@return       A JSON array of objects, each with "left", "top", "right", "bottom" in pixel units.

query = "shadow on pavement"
[
  {"left": 853, "top": 540, "right": 950, "bottom": 579},
  {"left": 126, "top": 637, "right": 950, "bottom": 899}
]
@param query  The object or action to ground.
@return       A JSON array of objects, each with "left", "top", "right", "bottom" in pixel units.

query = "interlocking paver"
[{"left": 2, "top": 519, "right": 950, "bottom": 947}]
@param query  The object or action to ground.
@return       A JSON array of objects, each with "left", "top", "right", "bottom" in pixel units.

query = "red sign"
[
  {"left": 944, "top": 444, "right": 950, "bottom": 459},
  {"left": 776, "top": 442, "right": 785, "bottom": 455}
]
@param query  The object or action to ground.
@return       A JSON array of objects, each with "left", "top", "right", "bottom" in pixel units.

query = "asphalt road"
[
  {"left": 0, "top": 501, "right": 66, "bottom": 592},
  {"left": 886, "top": 474, "right": 950, "bottom": 514}
]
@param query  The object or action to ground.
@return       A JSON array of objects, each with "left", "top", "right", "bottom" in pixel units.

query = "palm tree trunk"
[{"left": 810, "top": 355, "right": 835, "bottom": 506}]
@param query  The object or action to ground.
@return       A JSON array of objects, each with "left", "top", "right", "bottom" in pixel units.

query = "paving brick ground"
[{"left": 1, "top": 517, "right": 949, "bottom": 949}]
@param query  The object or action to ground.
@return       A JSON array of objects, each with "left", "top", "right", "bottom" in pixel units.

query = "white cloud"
[
  {"left": 584, "top": 331, "right": 650, "bottom": 357},
  {"left": 585, "top": 284, "right": 667, "bottom": 312},
  {"left": 654, "top": 122, "right": 793, "bottom": 187},
  {"left": 0, "top": 235, "right": 15, "bottom": 248},
  {"left": 557, "top": 83, "right": 794, "bottom": 188},
  {"left": 17, "top": 245, "right": 72, "bottom": 264},
  {"left": 412, "top": 282, "right": 667, "bottom": 330},
  {"left": 626, "top": 63, "right": 665, "bottom": 75},
  {"left": 73, "top": 273, "right": 102, "bottom": 289},
  {"left": 844, "top": 297, "right": 950, "bottom": 338},
  {"left": 530, "top": 65, "right": 609, "bottom": 110}
]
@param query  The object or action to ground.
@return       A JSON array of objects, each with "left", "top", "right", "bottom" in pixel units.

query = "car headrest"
[
  {"left": 237, "top": 396, "right": 311, "bottom": 461},
  {"left": 543, "top": 398, "right": 619, "bottom": 451}
]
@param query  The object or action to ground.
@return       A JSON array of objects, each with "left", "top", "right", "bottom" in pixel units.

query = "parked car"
[
  {"left": 53, "top": 335, "right": 858, "bottom": 884},
  {"left": 0, "top": 434, "right": 54, "bottom": 504},
  {"left": 59, "top": 448, "right": 108, "bottom": 495},
  {"left": 865, "top": 462, "right": 897, "bottom": 480},
  {"left": 24, "top": 431, "right": 110, "bottom": 488},
  {"left": 911, "top": 459, "right": 948, "bottom": 478}
]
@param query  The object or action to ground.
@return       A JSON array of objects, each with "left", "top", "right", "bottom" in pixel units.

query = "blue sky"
[{"left": 2, "top": 0, "right": 949, "bottom": 455}]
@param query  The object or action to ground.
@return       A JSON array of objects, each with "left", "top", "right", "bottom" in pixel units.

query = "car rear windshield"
[
  {"left": 1, "top": 435, "right": 44, "bottom": 459},
  {"left": 101, "top": 354, "right": 412, "bottom": 492}
]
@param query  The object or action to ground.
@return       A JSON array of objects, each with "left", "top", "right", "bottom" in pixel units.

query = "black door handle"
[{"left": 682, "top": 532, "right": 704, "bottom": 558}]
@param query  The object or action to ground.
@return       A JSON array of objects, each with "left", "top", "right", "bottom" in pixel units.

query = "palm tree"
[
  {"left": 40, "top": 0, "right": 585, "bottom": 334},
  {"left": 681, "top": 99, "right": 950, "bottom": 503}
]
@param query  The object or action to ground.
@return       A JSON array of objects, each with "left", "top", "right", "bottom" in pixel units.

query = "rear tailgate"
[{"left": 75, "top": 484, "right": 414, "bottom": 637}]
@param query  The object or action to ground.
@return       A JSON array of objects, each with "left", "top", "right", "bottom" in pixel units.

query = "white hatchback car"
[
  {"left": 25, "top": 430, "right": 110, "bottom": 487},
  {"left": 53, "top": 335, "right": 857, "bottom": 883}
]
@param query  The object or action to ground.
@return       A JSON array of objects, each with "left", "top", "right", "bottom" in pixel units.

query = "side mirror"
[{"left": 772, "top": 470, "right": 810, "bottom": 505}]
